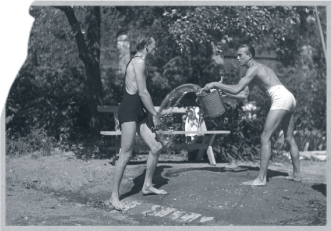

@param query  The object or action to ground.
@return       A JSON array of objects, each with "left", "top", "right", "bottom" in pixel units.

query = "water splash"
[
  {"left": 153, "top": 83, "right": 237, "bottom": 148},
  {"left": 154, "top": 84, "right": 203, "bottom": 148},
  {"left": 158, "top": 83, "right": 202, "bottom": 114}
]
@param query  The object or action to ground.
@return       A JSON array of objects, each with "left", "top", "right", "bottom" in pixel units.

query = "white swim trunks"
[{"left": 267, "top": 85, "right": 296, "bottom": 112}]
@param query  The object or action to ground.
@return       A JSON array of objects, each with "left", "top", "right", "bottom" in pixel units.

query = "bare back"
[
  {"left": 251, "top": 62, "right": 282, "bottom": 92},
  {"left": 125, "top": 57, "right": 147, "bottom": 95}
]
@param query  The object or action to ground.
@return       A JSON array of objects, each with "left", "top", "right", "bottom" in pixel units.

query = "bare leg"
[
  {"left": 109, "top": 122, "right": 136, "bottom": 210},
  {"left": 282, "top": 113, "right": 302, "bottom": 182},
  {"left": 243, "top": 110, "right": 287, "bottom": 186},
  {"left": 137, "top": 120, "right": 167, "bottom": 195}
]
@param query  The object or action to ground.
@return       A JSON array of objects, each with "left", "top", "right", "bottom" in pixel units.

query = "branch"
[{"left": 54, "top": 6, "right": 89, "bottom": 64}]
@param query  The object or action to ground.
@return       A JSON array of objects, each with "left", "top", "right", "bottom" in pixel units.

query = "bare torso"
[
  {"left": 250, "top": 62, "right": 282, "bottom": 92},
  {"left": 125, "top": 57, "right": 147, "bottom": 95}
]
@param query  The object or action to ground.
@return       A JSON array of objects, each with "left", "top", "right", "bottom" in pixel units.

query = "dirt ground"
[{"left": 4, "top": 148, "right": 327, "bottom": 226}]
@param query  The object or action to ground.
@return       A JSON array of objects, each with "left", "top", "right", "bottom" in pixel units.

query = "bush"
[
  {"left": 6, "top": 64, "right": 91, "bottom": 143},
  {"left": 294, "top": 129, "right": 326, "bottom": 151},
  {"left": 6, "top": 127, "right": 57, "bottom": 156},
  {"left": 277, "top": 64, "right": 326, "bottom": 132},
  {"left": 208, "top": 101, "right": 263, "bottom": 162}
]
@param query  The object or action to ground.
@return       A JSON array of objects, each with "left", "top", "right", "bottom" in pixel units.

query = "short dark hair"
[
  {"left": 239, "top": 44, "right": 255, "bottom": 58},
  {"left": 136, "top": 33, "right": 153, "bottom": 51}
]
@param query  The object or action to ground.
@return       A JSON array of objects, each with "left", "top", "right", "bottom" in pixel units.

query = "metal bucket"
[{"left": 196, "top": 90, "right": 225, "bottom": 118}]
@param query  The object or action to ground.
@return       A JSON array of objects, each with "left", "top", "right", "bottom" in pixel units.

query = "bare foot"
[
  {"left": 107, "top": 197, "right": 125, "bottom": 211},
  {"left": 142, "top": 186, "right": 168, "bottom": 196},
  {"left": 283, "top": 176, "right": 302, "bottom": 182},
  {"left": 242, "top": 179, "right": 266, "bottom": 186}
]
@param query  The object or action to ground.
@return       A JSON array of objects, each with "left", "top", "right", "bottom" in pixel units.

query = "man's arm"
[
  {"left": 133, "top": 59, "right": 158, "bottom": 116},
  {"left": 204, "top": 66, "right": 258, "bottom": 94},
  {"left": 223, "top": 85, "right": 249, "bottom": 100}
]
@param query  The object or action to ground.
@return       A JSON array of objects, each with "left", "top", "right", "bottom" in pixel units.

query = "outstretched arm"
[
  {"left": 204, "top": 66, "right": 258, "bottom": 94},
  {"left": 223, "top": 85, "right": 250, "bottom": 100}
]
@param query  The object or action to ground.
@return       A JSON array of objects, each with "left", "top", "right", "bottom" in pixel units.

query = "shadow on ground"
[
  {"left": 164, "top": 165, "right": 289, "bottom": 182},
  {"left": 311, "top": 183, "right": 326, "bottom": 197},
  {"left": 238, "top": 165, "right": 289, "bottom": 181},
  {"left": 119, "top": 166, "right": 172, "bottom": 200}
]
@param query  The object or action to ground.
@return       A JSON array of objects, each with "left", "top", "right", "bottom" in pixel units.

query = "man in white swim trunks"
[{"left": 203, "top": 44, "right": 302, "bottom": 186}]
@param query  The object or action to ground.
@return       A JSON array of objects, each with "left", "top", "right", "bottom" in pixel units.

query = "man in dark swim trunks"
[
  {"left": 107, "top": 33, "right": 166, "bottom": 211},
  {"left": 204, "top": 44, "right": 302, "bottom": 186}
]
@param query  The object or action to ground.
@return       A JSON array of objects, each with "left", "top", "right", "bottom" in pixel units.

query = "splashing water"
[
  {"left": 153, "top": 82, "right": 239, "bottom": 149},
  {"left": 154, "top": 84, "right": 203, "bottom": 148},
  {"left": 158, "top": 83, "right": 202, "bottom": 114}
]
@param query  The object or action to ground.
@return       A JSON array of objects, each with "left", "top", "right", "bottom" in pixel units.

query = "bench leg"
[
  {"left": 205, "top": 134, "right": 217, "bottom": 166},
  {"left": 195, "top": 135, "right": 209, "bottom": 161},
  {"left": 111, "top": 136, "right": 121, "bottom": 166},
  {"left": 115, "top": 135, "right": 121, "bottom": 155},
  {"left": 187, "top": 135, "right": 199, "bottom": 144}
]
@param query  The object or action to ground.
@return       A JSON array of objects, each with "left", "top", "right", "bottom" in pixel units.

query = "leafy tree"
[
  {"left": 54, "top": 6, "right": 104, "bottom": 137},
  {"left": 276, "top": 6, "right": 326, "bottom": 135},
  {"left": 7, "top": 6, "right": 89, "bottom": 142},
  {"left": 275, "top": 6, "right": 326, "bottom": 67},
  {"left": 166, "top": 6, "right": 299, "bottom": 55}
]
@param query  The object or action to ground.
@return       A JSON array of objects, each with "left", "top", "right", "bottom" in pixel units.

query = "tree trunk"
[{"left": 55, "top": 6, "right": 104, "bottom": 138}]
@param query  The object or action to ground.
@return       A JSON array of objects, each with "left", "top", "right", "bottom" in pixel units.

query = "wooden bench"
[{"left": 97, "top": 106, "right": 230, "bottom": 165}]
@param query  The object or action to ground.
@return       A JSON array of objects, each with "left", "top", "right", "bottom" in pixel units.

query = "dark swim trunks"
[
  {"left": 118, "top": 56, "right": 148, "bottom": 127},
  {"left": 118, "top": 89, "right": 148, "bottom": 126}
]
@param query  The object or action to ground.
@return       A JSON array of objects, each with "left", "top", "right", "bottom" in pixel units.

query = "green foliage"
[
  {"left": 277, "top": 65, "right": 326, "bottom": 132},
  {"left": 166, "top": 6, "right": 299, "bottom": 55},
  {"left": 294, "top": 129, "right": 326, "bottom": 151},
  {"left": 28, "top": 7, "right": 84, "bottom": 70},
  {"left": 6, "top": 64, "right": 90, "bottom": 141},
  {"left": 6, "top": 127, "right": 57, "bottom": 156},
  {"left": 204, "top": 101, "right": 262, "bottom": 161},
  {"left": 275, "top": 6, "right": 326, "bottom": 67}
]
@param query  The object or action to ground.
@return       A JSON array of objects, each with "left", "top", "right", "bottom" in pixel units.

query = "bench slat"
[
  {"left": 98, "top": 106, "right": 188, "bottom": 114},
  {"left": 106, "top": 143, "right": 210, "bottom": 151},
  {"left": 98, "top": 105, "right": 231, "bottom": 165},
  {"left": 98, "top": 106, "right": 119, "bottom": 113},
  {"left": 101, "top": 131, "right": 121, "bottom": 135},
  {"left": 101, "top": 131, "right": 230, "bottom": 136}
]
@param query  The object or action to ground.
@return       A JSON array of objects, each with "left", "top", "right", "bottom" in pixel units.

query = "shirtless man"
[
  {"left": 108, "top": 33, "right": 166, "bottom": 210},
  {"left": 203, "top": 44, "right": 302, "bottom": 186}
]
